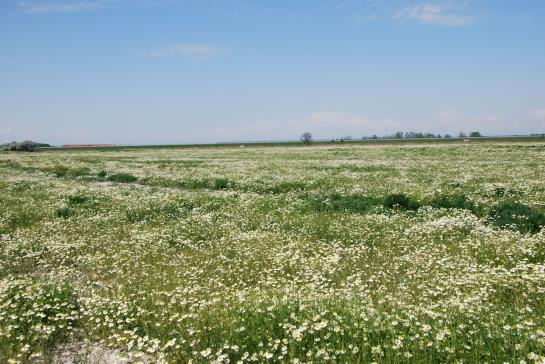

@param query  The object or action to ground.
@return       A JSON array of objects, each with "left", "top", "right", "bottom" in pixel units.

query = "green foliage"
[
  {"left": 383, "top": 193, "right": 421, "bottom": 211},
  {"left": 56, "top": 207, "right": 73, "bottom": 219},
  {"left": 67, "top": 195, "right": 88, "bottom": 205},
  {"left": 47, "top": 165, "right": 90, "bottom": 177},
  {"left": 429, "top": 193, "right": 476, "bottom": 211},
  {"left": 107, "top": 173, "right": 138, "bottom": 183},
  {"left": 97, "top": 170, "right": 107, "bottom": 178},
  {"left": 212, "top": 178, "right": 229, "bottom": 190},
  {"left": 140, "top": 177, "right": 184, "bottom": 189},
  {"left": 489, "top": 201, "right": 545, "bottom": 234},
  {"left": 141, "top": 177, "right": 232, "bottom": 191},
  {"left": 184, "top": 179, "right": 211, "bottom": 189}
]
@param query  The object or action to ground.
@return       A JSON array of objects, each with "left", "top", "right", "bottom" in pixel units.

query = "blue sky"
[{"left": 1, "top": 0, "right": 544, "bottom": 145}]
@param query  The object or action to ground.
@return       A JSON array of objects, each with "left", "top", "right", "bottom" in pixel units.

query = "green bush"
[
  {"left": 108, "top": 173, "right": 138, "bottom": 183},
  {"left": 97, "top": 170, "right": 107, "bottom": 178},
  {"left": 125, "top": 209, "right": 149, "bottom": 223},
  {"left": 268, "top": 181, "right": 306, "bottom": 194},
  {"left": 213, "top": 178, "right": 229, "bottom": 190},
  {"left": 383, "top": 193, "right": 421, "bottom": 211},
  {"left": 56, "top": 207, "right": 73, "bottom": 219},
  {"left": 429, "top": 193, "right": 475, "bottom": 211},
  {"left": 489, "top": 201, "right": 545, "bottom": 234},
  {"left": 185, "top": 179, "right": 210, "bottom": 189},
  {"left": 67, "top": 195, "right": 88, "bottom": 205},
  {"left": 47, "top": 165, "right": 90, "bottom": 178}
]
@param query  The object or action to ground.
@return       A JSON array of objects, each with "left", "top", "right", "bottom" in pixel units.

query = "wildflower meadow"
[{"left": 1, "top": 141, "right": 544, "bottom": 362}]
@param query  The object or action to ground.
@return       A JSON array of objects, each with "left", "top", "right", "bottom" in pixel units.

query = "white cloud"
[
  {"left": 19, "top": 0, "right": 114, "bottom": 13},
  {"left": 529, "top": 109, "right": 545, "bottom": 120},
  {"left": 394, "top": 2, "right": 475, "bottom": 26},
  {"left": 149, "top": 44, "right": 223, "bottom": 60},
  {"left": 18, "top": 0, "right": 176, "bottom": 14}
]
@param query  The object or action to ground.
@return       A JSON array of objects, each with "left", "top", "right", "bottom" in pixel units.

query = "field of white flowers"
[{"left": 1, "top": 141, "right": 545, "bottom": 363}]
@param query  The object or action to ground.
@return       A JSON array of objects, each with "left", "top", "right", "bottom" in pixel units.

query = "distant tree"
[
  {"left": 458, "top": 131, "right": 467, "bottom": 138},
  {"left": 469, "top": 131, "right": 483, "bottom": 137},
  {"left": 371, "top": 135, "right": 378, "bottom": 139},
  {"left": 300, "top": 132, "right": 313, "bottom": 145},
  {"left": 394, "top": 131, "right": 404, "bottom": 139},
  {"left": 405, "top": 132, "right": 425, "bottom": 139},
  {"left": 444, "top": 134, "right": 452, "bottom": 138},
  {"left": 17, "top": 140, "right": 38, "bottom": 152},
  {"left": 1, "top": 140, "right": 38, "bottom": 152}
]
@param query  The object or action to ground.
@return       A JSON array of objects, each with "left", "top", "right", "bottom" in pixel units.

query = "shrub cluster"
[
  {"left": 429, "top": 193, "right": 476, "bottom": 211},
  {"left": 56, "top": 207, "right": 73, "bottom": 219},
  {"left": 107, "top": 173, "right": 138, "bottom": 183},
  {"left": 383, "top": 193, "right": 421, "bottom": 211},
  {"left": 489, "top": 201, "right": 545, "bottom": 234},
  {"left": 48, "top": 165, "right": 90, "bottom": 177},
  {"left": 311, "top": 192, "right": 545, "bottom": 234}
]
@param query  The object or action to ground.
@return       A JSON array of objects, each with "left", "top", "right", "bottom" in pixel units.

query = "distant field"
[
  {"left": 43, "top": 135, "right": 545, "bottom": 151},
  {"left": 1, "top": 141, "right": 545, "bottom": 362}
]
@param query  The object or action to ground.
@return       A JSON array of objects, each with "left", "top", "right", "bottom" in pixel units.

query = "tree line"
[
  {"left": 363, "top": 131, "right": 482, "bottom": 140},
  {"left": 300, "top": 131, "right": 483, "bottom": 144}
]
